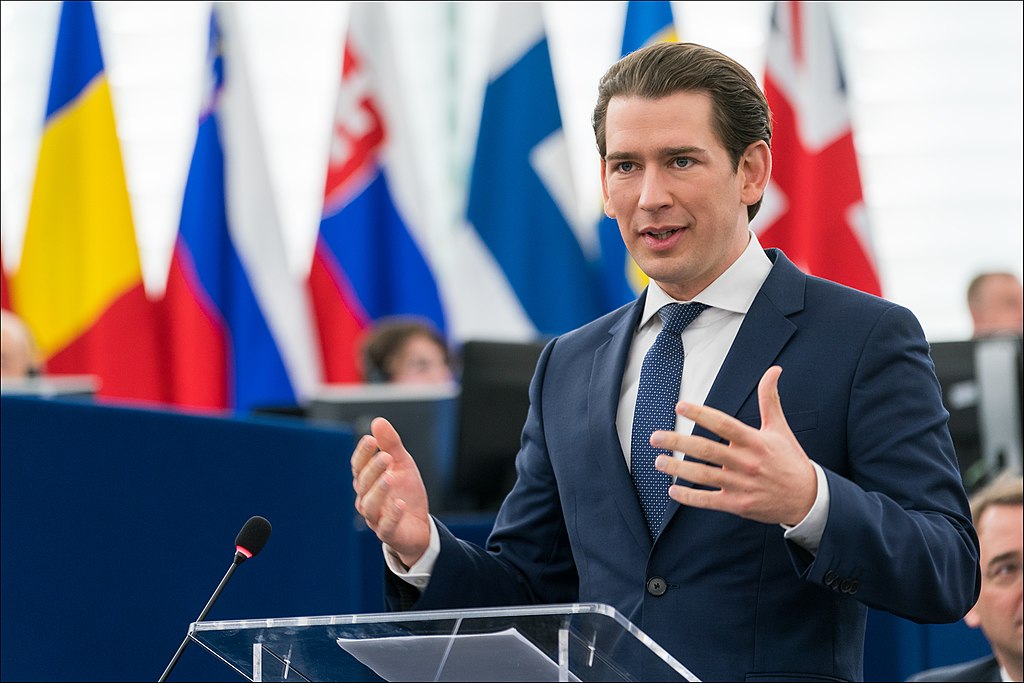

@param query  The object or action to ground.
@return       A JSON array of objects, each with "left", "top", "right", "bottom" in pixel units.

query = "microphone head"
[{"left": 234, "top": 515, "right": 271, "bottom": 561}]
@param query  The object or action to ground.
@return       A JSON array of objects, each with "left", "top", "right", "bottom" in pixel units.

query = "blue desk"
[{"left": 1, "top": 396, "right": 359, "bottom": 682}]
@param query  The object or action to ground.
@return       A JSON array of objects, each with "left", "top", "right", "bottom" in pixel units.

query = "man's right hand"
[{"left": 351, "top": 417, "right": 431, "bottom": 567}]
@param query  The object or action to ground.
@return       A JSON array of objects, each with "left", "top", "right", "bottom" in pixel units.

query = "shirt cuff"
[
  {"left": 382, "top": 516, "right": 440, "bottom": 591},
  {"left": 781, "top": 462, "right": 829, "bottom": 555}
]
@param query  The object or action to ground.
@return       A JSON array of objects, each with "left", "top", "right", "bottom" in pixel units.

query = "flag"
[
  {"left": 1, "top": 241, "right": 10, "bottom": 311},
  {"left": 463, "top": 1, "right": 602, "bottom": 338},
  {"left": 309, "top": 2, "right": 447, "bottom": 382},
  {"left": 758, "top": 1, "right": 882, "bottom": 296},
  {"left": 9, "top": 1, "right": 165, "bottom": 402},
  {"left": 160, "top": 4, "right": 320, "bottom": 412},
  {"left": 595, "top": 0, "right": 679, "bottom": 311}
]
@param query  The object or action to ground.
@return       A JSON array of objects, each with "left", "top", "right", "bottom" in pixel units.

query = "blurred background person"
[
  {"left": 360, "top": 317, "right": 454, "bottom": 385},
  {"left": 928, "top": 271, "right": 1023, "bottom": 494},
  {"left": 1, "top": 308, "right": 42, "bottom": 379},
  {"left": 908, "top": 472, "right": 1023, "bottom": 682},
  {"left": 968, "top": 272, "right": 1024, "bottom": 339}
]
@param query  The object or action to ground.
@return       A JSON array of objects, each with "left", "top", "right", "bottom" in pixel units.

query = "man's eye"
[
  {"left": 615, "top": 161, "right": 635, "bottom": 173},
  {"left": 674, "top": 157, "right": 694, "bottom": 169},
  {"left": 988, "top": 560, "right": 1022, "bottom": 584}
]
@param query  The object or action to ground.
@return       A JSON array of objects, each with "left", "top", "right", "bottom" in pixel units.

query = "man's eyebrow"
[
  {"left": 605, "top": 146, "right": 707, "bottom": 161},
  {"left": 985, "top": 549, "right": 1021, "bottom": 569}
]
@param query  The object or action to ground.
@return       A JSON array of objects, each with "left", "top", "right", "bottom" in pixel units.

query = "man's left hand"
[{"left": 653, "top": 365, "right": 817, "bottom": 526}]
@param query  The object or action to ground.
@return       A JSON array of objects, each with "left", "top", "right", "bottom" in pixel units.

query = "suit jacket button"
[
  {"left": 646, "top": 577, "right": 668, "bottom": 596},
  {"left": 840, "top": 579, "right": 853, "bottom": 593},
  {"left": 823, "top": 570, "right": 836, "bottom": 586},
  {"left": 848, "top": 580, "right": 859, "bottom": 594}
]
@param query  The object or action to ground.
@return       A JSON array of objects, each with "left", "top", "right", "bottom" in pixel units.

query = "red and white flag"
[{"left": 758, "top": 1, "right": 882, "bottom": 296}]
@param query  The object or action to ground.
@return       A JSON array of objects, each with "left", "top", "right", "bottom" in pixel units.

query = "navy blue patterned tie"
[{"left": 631, "top": 302, "right": 709, "bottom": 539}]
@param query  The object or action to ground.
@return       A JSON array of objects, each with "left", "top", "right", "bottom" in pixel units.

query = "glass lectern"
[{"left": 190, "top": 603, "right": 699, "bottom": 681}]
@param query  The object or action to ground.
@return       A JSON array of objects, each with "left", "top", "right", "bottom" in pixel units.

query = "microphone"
[
  {"left": 158, "top": 516, "right": 272, "bottom": 682},
  {"left": 233, "top": 515, "right": 272, "bottom": 566}
]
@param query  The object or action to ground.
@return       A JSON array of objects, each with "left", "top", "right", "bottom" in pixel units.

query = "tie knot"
[{"left": 658, "top": 302, "right": 709, "bottom": 335}]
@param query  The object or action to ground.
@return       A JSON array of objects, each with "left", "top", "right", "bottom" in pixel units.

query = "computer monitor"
[
  {"left": 929, "top": 335, "right": 1023, "bottom": 491},
  {"left": 307, "top": 383, "right": 460, "bottom": 511},
  {"left": 0, "top": 374, "right": 98, "bottom": 399},
  {"left": 451, "top": 339, "right": 548, "bottom": 512}
]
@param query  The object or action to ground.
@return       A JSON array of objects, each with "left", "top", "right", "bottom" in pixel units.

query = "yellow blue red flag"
[
  {"left": 595, "top": 0, "right": 678, "bottom": 310},
  {"left": 10, "top": 1, "right": 166, "bottom": 402}
]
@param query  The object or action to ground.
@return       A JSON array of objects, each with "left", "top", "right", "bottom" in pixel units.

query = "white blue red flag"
[
  {"left": 160, "top": 4, "right": 320, "bottom": 411},
  {"left": 308, "top": 3, "right": 448, "bottom": 381}
]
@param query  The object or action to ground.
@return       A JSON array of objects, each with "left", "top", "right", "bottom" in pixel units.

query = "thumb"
[
  {"left": 370, "top": 417, "right": 412, "bottom": 464},
  {"left": 757, "top": 365, "right": 786, "bottom": 430}
]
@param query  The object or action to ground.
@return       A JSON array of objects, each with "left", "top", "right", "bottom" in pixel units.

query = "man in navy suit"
[
  {"left": 351, "top": 42, "right": 980, "bottom": 681},
  {"left": 908, "top": 474, "right": 1022, "bottom": 682}
]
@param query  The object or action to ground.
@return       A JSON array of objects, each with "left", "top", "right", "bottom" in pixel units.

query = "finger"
[
  {"left": 658, "top": 455, "right": 729, "bottom": 490},
  {"left": 351, "top": 434, "right": 380, "bottom": 477},
  {"left": 651, "top": 431, "right": 733, "bottom": 467},
  {"left": 373, "top": 496, "right": 406, "bottom": 539},
  {"left": 355, "top": 450, "right": 392, "bottom": 498},
  {"left": 371, "top": 417, "right": 414, "bottom": 465},
  {"left": 675, "top": 401, "right": 756, "bottom": 447},
  {"left": 358, "top": 465, "right": 395, "bottom": 524},
  {"left": 667, "top": 483, "right": 725, "bottom": 511},
  {"left": 757, "top": 366, "right": 787, "bottom": 430}
]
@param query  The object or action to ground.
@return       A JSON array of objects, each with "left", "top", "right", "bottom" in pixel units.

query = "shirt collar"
[{"left": 639, "top": 230, "right": 773, "bottom": 328}]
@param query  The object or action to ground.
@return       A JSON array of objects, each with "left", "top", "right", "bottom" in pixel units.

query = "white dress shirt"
[{"left": 387, "top": 231, "right": 829, "bottom": 585}]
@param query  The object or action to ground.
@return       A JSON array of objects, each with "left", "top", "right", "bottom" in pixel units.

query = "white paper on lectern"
[{"left": 336, "top": 626, "right": 582, "bottom": 681}]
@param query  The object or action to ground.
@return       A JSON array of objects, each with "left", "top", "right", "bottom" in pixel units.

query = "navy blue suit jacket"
[
  {"left": 907, "top": 654, "right": 1001, "bottom": 682},
  {"left": 388, "top": 250, "right": 980, "bottom": 681}
]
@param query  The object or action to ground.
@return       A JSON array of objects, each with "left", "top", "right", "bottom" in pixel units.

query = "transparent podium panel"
[{"left": 190, "top": 603, "right": 700, "bottom": 682}]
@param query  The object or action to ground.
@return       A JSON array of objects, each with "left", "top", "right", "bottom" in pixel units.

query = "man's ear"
[
  {"left": 963, "top": 603, "right": 982, "bottom": 630},
  {"left": 739, "top": 140, "right": 771, "bottom": 208},
  {"left": 601, "top": 159, "right": 616, "bottom": 219}
]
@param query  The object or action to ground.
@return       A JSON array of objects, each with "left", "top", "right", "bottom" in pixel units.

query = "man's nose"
[{"left": 638, "top": 168, "right": 672, "bottom": 212}]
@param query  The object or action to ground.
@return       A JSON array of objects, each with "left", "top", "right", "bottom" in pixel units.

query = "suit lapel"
[
  {"left": 700, "top": 252, "right": 803, "bottom": 425},
  {"left": 587, "top": 296, "right": 653, "bottom": 552}
]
